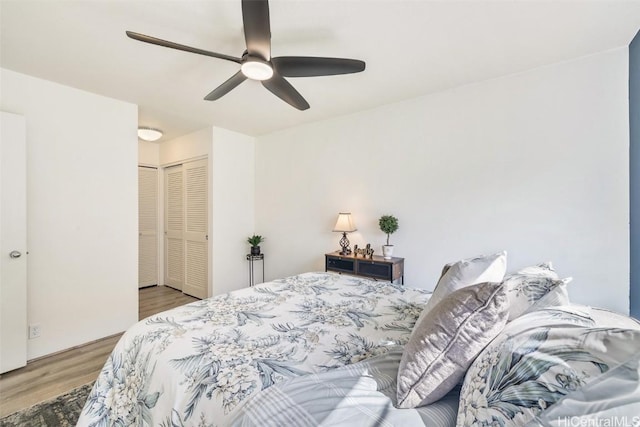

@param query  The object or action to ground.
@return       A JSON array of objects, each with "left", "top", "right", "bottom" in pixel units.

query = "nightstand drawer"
[
  {"left": 326, "top": 256, "right": 355, "bottom": 273},
  {"left": 357, "top": 261, "right": 391, "bottom": 280}
]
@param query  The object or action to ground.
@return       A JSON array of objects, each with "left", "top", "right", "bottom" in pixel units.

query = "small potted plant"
[
  {"left": 247, "top": 234, "right": 264, "bottom": 255},
  {"left": 378, "top": 215, "right": 399, "bottom": 259}
]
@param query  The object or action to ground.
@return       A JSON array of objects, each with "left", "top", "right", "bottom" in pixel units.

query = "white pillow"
[{"left": 421, "top": 251, "right": 507, "bottom": 317}]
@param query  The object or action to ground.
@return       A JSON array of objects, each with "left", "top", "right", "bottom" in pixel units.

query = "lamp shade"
[{"left": 333, "top": 213, "right": 357, "bottom": 233}]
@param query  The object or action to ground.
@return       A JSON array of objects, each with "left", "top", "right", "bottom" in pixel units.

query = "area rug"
[{"left": 0, "top": 383, "right": 92, "bottom": 427}]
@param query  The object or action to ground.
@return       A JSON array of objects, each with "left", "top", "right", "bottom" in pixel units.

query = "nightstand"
[{"left": 325, "top": 252, "right": 404, "bottom": 284}]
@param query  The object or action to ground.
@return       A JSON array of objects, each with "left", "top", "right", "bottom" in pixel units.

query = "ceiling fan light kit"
[
  {"left": 241, "top": 59, "right": 274, "bottom": 81},
  {"left": 126, "top": 0, "right": 365, "bottom": 110}
]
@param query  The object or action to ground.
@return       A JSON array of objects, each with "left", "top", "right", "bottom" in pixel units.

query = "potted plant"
[
  {"left": 378, "top": 215, "right": 399, "bottom": 259},
  {"left": 247, "top": 234, "right": 264, "bottom": 255}
]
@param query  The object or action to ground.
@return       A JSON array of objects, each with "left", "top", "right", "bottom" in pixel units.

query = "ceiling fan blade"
[
  {"left": 204, "top": 71, "right": 248, "bottom": 101},
  {"left": 262, "top": 74, "right": 309, "bottom": 110},
  {"left": 272, "top": 56, "right": 366, "bottom": 77},
  {"left": 126, "top": 31, "right": 241, "bottom": 64},
  {"left": 241, "top": 0, "right": 271, "bottom": 60}
]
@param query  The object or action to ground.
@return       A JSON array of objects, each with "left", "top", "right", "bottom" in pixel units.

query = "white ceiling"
[{"left": 2, "top": 0, "right": 640, "bottom": 140}]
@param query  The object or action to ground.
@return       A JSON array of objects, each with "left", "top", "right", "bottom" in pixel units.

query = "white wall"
[
  {"left": 159, "top": 128, "right": 212, "bottom": 166},
  {"left": 0, "top": 68, "right": 138, "bottom": 359},
  {"left": 139, "top": 140, "right": 159, "bottom": 166},
  {"left": 211, "top": 127, "right": 256, "bottom": 295},
  {"left": 255, "top": 48, "right": 630, "bottom": 314}
]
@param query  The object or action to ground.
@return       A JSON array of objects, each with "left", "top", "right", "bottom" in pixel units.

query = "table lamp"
[{"left": 333, "top": 212, "right": 357, "bottom": 255}]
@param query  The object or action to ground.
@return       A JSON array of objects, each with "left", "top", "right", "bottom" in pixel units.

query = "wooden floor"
[{"left": 0, "top": 285, "right": 198, "bottom": 417}]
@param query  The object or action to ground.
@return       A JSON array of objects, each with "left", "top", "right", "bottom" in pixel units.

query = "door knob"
[{"left": 9, "top": 250, "right": 22, "bottom": 259}]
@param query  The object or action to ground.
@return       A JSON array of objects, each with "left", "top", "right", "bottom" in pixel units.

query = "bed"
[
  {"left": 76, "top": 272, "right": 432, "bottom": 426},
  {"left": 77, "top": 254, "right": 640, "bottom": 427}
]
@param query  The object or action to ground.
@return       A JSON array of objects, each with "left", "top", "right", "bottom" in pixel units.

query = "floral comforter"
[{"left": 76, "top": 272, "right": 430, "bottom": 427}]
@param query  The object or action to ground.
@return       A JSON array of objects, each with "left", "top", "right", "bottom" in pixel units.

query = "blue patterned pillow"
[
  {"left": 456, "top": 307, "right": 639, "bottom": 427},
  {"left": 526, "top": 347, "right": 640, "bottom": 425},
  {"left": 503, "top": 263, "right": 573, "bottom": 321},
  {"left": 515, "top": 262, "right": 557, "bottom": 278}
]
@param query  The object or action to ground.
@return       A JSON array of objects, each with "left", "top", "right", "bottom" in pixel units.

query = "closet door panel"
[
  {"left": 165, "top": 238, "right": 184, "bottom": 287},
  {"left": 185, "top": 241, "right": 207, "bottom": 298},
  {"left": 164, "top": 165, "right": 183, "bottom": 290},
  {"left": 138, "top": 167, "right": 158, "bottom": 288},
  {"left": 183, "top": 159, "right": 208, "bottom": 299}
]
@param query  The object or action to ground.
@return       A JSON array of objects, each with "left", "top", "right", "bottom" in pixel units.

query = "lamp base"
[{"left": 339, "top": 232, "right": 352, "bottom": 255}]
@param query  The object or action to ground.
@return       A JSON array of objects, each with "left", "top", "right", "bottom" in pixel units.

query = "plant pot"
[
  {"left": 250, "top": 246, "right": 261, "bottom": 256},
  {"left": 382, "top": 245, "right": 394, "bottom": 259}
]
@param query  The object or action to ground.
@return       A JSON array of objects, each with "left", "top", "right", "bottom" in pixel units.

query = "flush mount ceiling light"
[{"left": 138, "top": 127, "right": 163, "bottom": 142}]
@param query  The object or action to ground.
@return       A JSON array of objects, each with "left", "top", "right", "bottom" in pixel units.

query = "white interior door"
[
  {"left": 0, "top": 112, "right": 27, "bottom": 373},
  {"left": 183, "top": 159, "right": 208, "bottom": 299},
  {"left": 164, "top": 165, "right": 184, "bottom": 290},
  {"left": 138, "top": 166, "right": 158, "bottom": 288}
]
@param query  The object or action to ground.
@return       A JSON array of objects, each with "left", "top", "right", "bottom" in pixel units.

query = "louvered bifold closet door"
[
  {"left": 138, "top": 166, "right": 158, "bottom": 288},
  {"left": 165, "top": 165, "right": 184, "bottom": 290},
  {"left": 182, "top": 159, "right": 208, "bottom": 299}
]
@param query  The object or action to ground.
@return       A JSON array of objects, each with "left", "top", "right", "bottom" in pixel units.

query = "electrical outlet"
[{"left": 29, "top": 323, "right": 41, "bottom": 339}]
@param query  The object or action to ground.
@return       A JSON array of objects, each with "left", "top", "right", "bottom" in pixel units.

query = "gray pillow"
[
  {"left": 397, "top": 282, "right": 509, "bottom": 408},
  {"left": 416, "top": 251, "right": 507, "bottom": 327}
]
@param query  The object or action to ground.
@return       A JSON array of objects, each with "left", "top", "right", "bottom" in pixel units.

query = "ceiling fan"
[{"left": 126, "top": 0, "right": 366, "bottom": 111}]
